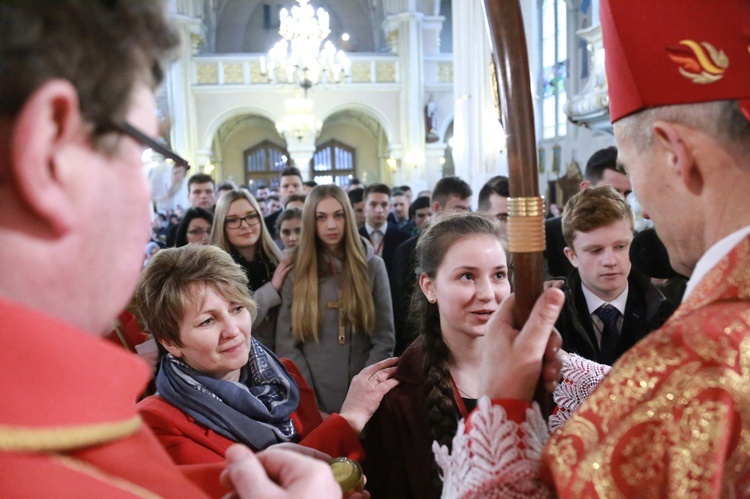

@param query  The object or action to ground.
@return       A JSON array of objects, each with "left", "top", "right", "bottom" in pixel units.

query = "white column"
[
  {"left": 424, "top": 142, "right": 446, "bottom": 190},
  {"left": 283, "top": 134, "right": 316, "bottom": 181},
  {"left": 164, "top": 13, "right": 203, "bottom": 168},
  {"left": 451, "top": 0, "right": 510, "bottom": 201},
  {"left": 384, "top": 6, "right": 426, "bottom": 191}
]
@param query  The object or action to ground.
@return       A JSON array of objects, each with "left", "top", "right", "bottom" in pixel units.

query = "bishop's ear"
[
  {"left": 652, "top": 120, "right": 702, "bottom": 195},
  {"left": 9, "top": 79, "right": 85, "bottom": 236}
]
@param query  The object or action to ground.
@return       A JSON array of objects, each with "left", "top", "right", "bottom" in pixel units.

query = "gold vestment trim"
[{"left": 0, "top": 415, "right": 142, "bottom": 452}]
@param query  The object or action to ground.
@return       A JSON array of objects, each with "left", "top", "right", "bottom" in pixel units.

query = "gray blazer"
[
  {"left": 275, "top": 242, "right": 395, "bottom": 413},
  {"left": 250, "top": 280, "right": 281, "bottom": 351}
]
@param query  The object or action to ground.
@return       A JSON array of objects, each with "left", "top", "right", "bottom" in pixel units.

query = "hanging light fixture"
[
  {"left": 275, "top": 97, "right": 323, "bottom": 141},
  {"left": 260, "top": 0, "right": 350, "bottom": 96}
]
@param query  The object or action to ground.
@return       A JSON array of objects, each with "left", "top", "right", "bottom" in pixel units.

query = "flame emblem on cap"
[{"left": 667, "top": 40, "right": 729, "bottom": 84}]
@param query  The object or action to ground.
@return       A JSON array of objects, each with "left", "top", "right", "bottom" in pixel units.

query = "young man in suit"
[
  {"left": 359, "top": 183, "right": 410, "bottom": 280},
  {"left": 387, "top": 188, "right": 411, "bottom": 230},
  {"left": 264, "top": 166, "right": 303, "bottom": 239},
  {"left": 347, "top": 187, "right": 366, "bottom": 229},
  {"left": 477, "top": 175, "right": 510, "bottom": 228},
  {"left": 555, "top": 186, "right": 676, "bottom": 365},
  {"left": 544, "top": 146, "right": 632, "bottom": 278}
]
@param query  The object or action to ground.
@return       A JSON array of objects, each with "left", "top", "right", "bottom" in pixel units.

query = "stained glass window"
[
  {"left": 310, "top": 140, "right": 356, "bottom": 187},
  {"left": 244, "top": 140, "right": 291, "bottom": 190},
  {"left": 541, "top": 0, "right": 567, "bottom": 140}
]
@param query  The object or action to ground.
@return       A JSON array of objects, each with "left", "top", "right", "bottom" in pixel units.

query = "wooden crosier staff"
[{"left": 483, "top": 0, "right": 550, "bottom": 413}]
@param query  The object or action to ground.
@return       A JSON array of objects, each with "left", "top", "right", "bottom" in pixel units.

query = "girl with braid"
[{"left": 363, "top": 212, "right": 511, "bottom": 498}]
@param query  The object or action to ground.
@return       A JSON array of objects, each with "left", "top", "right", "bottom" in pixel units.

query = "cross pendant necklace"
[{"left": 327, "top": 258, "right": 346, "bottom": 345}]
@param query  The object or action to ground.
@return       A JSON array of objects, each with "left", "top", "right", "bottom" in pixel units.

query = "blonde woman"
[
  {"left": 276, "top": 184, "right": 395, "bottom": 414},
  {"left": 211, "top": 189, "right": 292, "bottom": 351}
]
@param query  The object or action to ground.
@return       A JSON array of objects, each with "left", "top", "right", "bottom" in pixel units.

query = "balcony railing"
[{"left": 193, "top": 53, "right": 454, "bottom": 87}]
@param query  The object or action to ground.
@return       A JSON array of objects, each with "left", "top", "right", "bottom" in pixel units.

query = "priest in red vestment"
[{"left": 0, "top": 2, "right": 342, "bottom": 497}]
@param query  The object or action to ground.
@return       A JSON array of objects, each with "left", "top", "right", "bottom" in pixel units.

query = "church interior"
[{"left": 155, "top": 0, "right": 616, "bottom": 208}]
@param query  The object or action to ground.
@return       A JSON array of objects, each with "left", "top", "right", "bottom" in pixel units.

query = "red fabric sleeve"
[
  {"left": 282, "top": 359, "right": 364, "bottom": 461},
  {"left": 300, "top": 413, "right": 364, "bottom": 462}
]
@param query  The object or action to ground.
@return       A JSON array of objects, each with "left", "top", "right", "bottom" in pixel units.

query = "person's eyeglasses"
[
  {"left": 104, "top": 121, "right": 190, "bottom": 169},
  {"left": 225, "top": 214, "right": 261, "bottom": 229},
  {"left": 187, "top": 228, "right": 212, "bottom": 235}
]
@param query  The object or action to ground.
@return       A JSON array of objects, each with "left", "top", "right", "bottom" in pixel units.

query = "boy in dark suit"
[
  {"left": 359, "top": 183, "right": 410, "bottom": 281},
  {"left": 544, "top": 146, "right": 632, "bottom": 278},
  {"left": 556, "top": 186, "right": 677, "bottom": 365}
]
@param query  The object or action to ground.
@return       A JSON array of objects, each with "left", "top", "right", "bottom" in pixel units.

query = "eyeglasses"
[
  {"left": 225, "top": 213, "right": 261, "bottom": 229},
  {"left": 103, "top": 121, "right": 190, "bottom": 169},
  {"left": 186, "top": 228, "right": 212, "bottom": 235}
]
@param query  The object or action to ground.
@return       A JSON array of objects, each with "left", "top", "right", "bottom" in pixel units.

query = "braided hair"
[{"left": 412, "top": 212, "right": 509, "bottom": 492}]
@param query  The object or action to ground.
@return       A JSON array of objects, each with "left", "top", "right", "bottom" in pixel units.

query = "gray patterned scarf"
[{"left": 156, "top": 338, "right": 300, "bottom": 450}]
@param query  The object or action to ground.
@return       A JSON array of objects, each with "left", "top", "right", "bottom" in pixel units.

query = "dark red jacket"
[
  {"left": 138, "top": 359, "right": 364, "bottom": 465},
  {"left": 363, "top": 338, "right": 464, "bottom": 499}
]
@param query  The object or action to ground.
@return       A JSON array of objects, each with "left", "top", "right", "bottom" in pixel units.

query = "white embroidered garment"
[
  {"left": 549, "top": 354, "right": 611, "bottom": 433},
  {"left": 435, "top": 354, "right": 610, "bottom": 498}
]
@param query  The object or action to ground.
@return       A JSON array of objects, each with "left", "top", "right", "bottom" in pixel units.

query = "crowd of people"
[
  {"left": 2, "top": 0, "right": 748, "bottom": 497},
  {"left": 85, "top": 146, "right": 706, "bottom": 497}
]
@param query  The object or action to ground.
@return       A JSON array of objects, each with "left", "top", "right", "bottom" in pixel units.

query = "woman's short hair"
[
  {"left": 0, "top": 1, "right": 179, "bottom": 147},
  {"left": 135, "top": 244, "right": 257, "bottom": 348}
]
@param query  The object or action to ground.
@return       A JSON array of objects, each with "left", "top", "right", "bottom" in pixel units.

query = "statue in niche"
[{"left": 425, "top": 94, "right": 440, "bottom": 143}]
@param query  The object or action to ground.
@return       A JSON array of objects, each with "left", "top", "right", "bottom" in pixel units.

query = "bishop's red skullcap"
[{"left": 600, "top": 0, "right": 750, "bottom": 123}]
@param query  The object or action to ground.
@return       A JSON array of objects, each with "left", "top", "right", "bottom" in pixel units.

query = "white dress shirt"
[
  {"left": 581, "top": 283, "right": 629, "bottom": 347},
  {"left": 365, "top": 221, "right": 388, "bottom": 256},
  {"left": 683, "top": 225, "right": 750, "bottom": 302}
]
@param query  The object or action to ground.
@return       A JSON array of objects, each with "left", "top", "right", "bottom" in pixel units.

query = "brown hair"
[
  {"left": 0, "top": 1, "right": 179, "bottom": 146},
  {"left": 562, "top": 185, "right": 634, "bottom": 249},
  {"left": 410, "top": 212, "right": 509, "bottom": 491},
  {"left": 290, "top": 184, "right": 375, "bottom": 342},
  {"left": 431, "top": 176, "right": 472, "bottom": 208},
  {"left": 135, "top": 245, "right": 257, "bottom": 348}
]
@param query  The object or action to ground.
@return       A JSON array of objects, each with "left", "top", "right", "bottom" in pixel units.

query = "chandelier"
[
  {"left": 275, "top": 97, "right": 323, "bottom": 140},
  {"left": 261, "top": 0, "right": 350, "bottom": 95}
]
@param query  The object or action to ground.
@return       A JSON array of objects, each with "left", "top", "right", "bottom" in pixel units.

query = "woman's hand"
[
  {"left": 271, "top": 258, "right": 294, "bottom": 292},
  {"left": 339, "top": 357, "right": 399, "bottom": 435},
  {"left": 479, "top": 288, "right": 565, "bottom": 402}
]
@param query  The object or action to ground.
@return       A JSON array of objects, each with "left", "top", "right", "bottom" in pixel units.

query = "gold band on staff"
[{"left": 507, "top": 196, "right": 546, "bottom": 253}]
